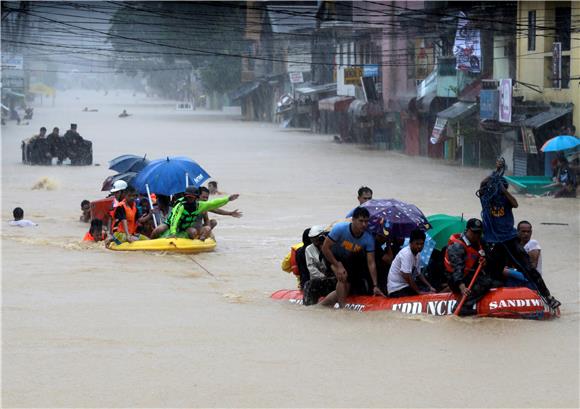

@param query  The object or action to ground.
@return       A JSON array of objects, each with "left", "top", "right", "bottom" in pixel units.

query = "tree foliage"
[{"left": 108, "top": 2, "right": 245, "bottom": 98}]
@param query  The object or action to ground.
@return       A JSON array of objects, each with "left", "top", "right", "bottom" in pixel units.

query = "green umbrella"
[{"left": 426, "top": 214, "right": 467, "bottom": 251}]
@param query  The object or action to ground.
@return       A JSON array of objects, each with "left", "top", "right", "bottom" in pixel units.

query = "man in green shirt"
[{"left": 151, "top": 186, "right": 239, "bottom": 240}]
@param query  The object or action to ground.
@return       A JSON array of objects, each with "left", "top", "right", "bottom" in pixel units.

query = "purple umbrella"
[{"left": 361, "top": 199, "right": 431, "bottom": 239}]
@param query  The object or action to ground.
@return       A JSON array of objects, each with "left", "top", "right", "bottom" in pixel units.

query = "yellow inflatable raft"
[{"left": 108, "top": 238, "right": 216, "bottom": 253}]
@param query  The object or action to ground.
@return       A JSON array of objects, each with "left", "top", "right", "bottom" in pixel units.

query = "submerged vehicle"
[{"left": 271, "top": 287, "right": 559, "bottom": 320}]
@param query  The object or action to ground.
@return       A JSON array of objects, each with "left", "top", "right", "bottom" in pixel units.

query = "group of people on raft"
[
  {"left": 82, "top": 180, "right": 242, "bottom": 246},
  {"left": 286, "top": 162, "right": 561, "bottom": 315}
]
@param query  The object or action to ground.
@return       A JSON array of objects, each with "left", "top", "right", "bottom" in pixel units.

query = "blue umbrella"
[
  {"left": 361, "top": 198, "right": 430, "bottom": 239},
  {"left": 109, "top": 154, "right": 150, "bottom": 173},
  {"left": 132, "top": 156, "right": 210, "bottom": 196},
  {"left": 540, "top": 135, "right": 580, "bottom": 152}
]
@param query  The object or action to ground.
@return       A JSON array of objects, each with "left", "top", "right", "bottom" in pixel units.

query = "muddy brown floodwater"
[{"left": 2, "top": 90, "right": 579, "bottom": 408}]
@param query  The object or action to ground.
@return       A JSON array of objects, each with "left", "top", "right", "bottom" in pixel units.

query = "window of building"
[
  {"left": 527, "top": 10, "right": 536, "bottom": 51},
  {"left": 555, "top": 6, "right": 571, "bottom": 51}
]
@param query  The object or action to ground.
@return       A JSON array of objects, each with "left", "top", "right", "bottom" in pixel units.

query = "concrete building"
[{"left": 516, "top": 1, "right": 579, "bottom": 127}]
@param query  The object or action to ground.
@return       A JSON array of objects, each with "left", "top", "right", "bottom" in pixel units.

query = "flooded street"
[{"left": 2, "top": 91, "right": 579, "bottom": 408}]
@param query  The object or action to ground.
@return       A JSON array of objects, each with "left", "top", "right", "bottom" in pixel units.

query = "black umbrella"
[
  {"left": 109, "top": 154, "right": 149, "bottom": 173},
  {"left": 101, "top": 171, "right": 138, "bottom": 191}
]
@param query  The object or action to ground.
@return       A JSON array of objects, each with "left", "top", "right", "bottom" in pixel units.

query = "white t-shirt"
[
  {"left": 524, "top": 239, "right": 542, "bottom": 275},
  {"left": 9, "top": 219, "right": 37, "bottom": 227},
  {"left": 387, "top": 246, "right": 421, "bottom": 294}
]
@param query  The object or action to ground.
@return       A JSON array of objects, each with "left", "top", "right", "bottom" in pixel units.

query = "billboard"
[
  {"left": 453, "top": 12, "right": 481, "bottom": 73},
  {"left": 499, "top": 79, "right": 512, "bottom": 123}
]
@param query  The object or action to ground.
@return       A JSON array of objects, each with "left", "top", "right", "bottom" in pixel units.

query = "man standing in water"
[
  {"left": 345, "top": 186, "right": 373, "bottom": 217},
  {"left": 478, "top": 160, "right": 560, "bottom": 309},
  {"left": 321, "top": 207, "right": 384, "bottom": 308}
]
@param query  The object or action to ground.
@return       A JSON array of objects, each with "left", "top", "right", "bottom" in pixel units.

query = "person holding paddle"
[{"left": 443, "top": 218, "right": 492, "bottom": 316}]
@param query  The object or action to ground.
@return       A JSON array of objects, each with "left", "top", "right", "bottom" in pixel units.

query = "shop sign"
[
  {"left": 363, "top": 64, "right": 379, "bottom": 77},
  {"left": 480, "top": 89, "right": 499, "bottom": 120},
  {"left": 552, "top": 42, "right": 561, "bottom": 89},
  {"left": 430, "top": 117, "right": 448, "bottom": 144},
  {"left": 499, "top": 78, "right": 512, "bottom": 123},
  {"left": 289, "top": 72, "right": 304, "bottom": 84},
  {"left": 344, "top": 66, "right": 363, "bottom": 85}
]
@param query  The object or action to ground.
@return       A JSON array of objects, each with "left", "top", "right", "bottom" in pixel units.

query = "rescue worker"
[
  {"left": 444, "top": 218, "right": 492, "bottom": 316},
  {"left": 108, "top": 186, "right": 148, "bottom": 243},
  {"left": 150, "top": 186, "right": 239, "bottom": 240}
]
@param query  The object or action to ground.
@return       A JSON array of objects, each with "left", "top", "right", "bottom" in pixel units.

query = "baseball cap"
[
  {"left": 184, "top": 186, "right": 200, "bottom": 197},
  {"left": 308, "top": 225, "right": 325, "bottom": 238},
  {"left": 466, "top": 218, "right": 483, "bottom": 232},
  {"left": 110, "top": 180, "right": 128, "bottom": 193}
]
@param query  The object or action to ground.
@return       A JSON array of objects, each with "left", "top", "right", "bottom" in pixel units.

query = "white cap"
[
  {"left": 110, "top": 180, "right": 128, "bottom": 193},
  {"left": 308, "top": 225, "right": 325, "bottom": 238}
]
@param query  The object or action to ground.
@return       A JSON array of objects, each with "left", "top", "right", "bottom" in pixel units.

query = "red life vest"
[
  {"left": 443, "top": 233, "right": 482, "bottom": 276},
  {"left": 113, "top": 200, "right": 138, "bottom": 234}
]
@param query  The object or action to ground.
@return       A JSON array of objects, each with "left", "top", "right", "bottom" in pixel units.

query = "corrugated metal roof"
[
  {"left": 524, "top": 106, "right": 573, "bottom": 129},
  {"left": 437, "top": 101, "right": 478, "bottom": 122},
  {"left": 295, "top": 82, "right": 336, "bottom": 95}
]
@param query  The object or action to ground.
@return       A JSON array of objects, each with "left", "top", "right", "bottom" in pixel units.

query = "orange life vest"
[
  {"left": 443, "top": 233, "right": 482, "bottom": 276},
  {"left": 83, "top": 231, "right": 106, "bottom": 242},
  {"left": 113, "top": 200, "right": 138, "bottom": 234}
]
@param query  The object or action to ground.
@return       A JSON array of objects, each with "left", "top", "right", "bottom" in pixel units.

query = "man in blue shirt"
[
  {"left": 478, "top": 162, "right": 560, "bottom": 310},
  {"left": 321, "top": 207, "right": 385, "bottom": 308}
]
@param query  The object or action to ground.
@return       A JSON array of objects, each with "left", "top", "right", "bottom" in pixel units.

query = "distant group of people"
[
  {"left": 80, "top": 180, "right": 242, "bottom": 246},
  {"left": 287, "top": 169, "right": 561, "bottom": 314},
  {"left": 23, "top": 124, "right": 92, "bottom": 165}
]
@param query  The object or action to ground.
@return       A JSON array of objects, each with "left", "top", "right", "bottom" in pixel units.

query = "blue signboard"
[
  {"left": 480, "top": 89, "right": 499, "bottom": 120},
  {"left": 363, "top": 64, "right": 379, "bottom": 77}
]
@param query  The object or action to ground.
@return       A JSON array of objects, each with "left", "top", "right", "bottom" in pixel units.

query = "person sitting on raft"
[
  {"left": 302, "top": 225, "right": 335, "bottom": 306},
  {"left": 387, "top": 229, "right": 436, "bottom": 297},
  {"left": 150, "top": 186, "right": 239, "bottom": 240},
  {"left": 83, "top": 219, "right": 106, "bottom": 242},
  {"left": 320, "top": 207, "right": 385, "bottom": 308},
  {"left": 118, "top": 109, "right": 130, "bottom": 118},
  {"left": 444, "top": 218, "right": 493, "bottom": 315},
  {"left": 108, "top": 186, "right": 148, "bottom": 244}
]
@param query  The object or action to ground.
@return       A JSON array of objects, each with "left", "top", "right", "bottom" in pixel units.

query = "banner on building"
[
  {"left": 453, "top": 12, "right": 481, "bottom": 73},
  {"left": 430, "top": 117, "right": 448, "bottom": 144},
  {"left": 480, "top": 90, "right": 499, "bottom": 120},
  {"left": 499, "top": 79, "right": 512, "bottom": 123},
  {"left": 344, "top": 66, "right": 363, "bottom": 85},
  {"left": 552, "top": 42, "right": 561, "bottom": 89}
]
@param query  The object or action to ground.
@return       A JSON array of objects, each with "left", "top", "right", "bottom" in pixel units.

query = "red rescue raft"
[{"left": 271, "top": 287, "right": 559, "bottom": 319}]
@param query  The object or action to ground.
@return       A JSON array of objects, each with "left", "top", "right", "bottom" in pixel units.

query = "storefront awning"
[
  {"left": 524, "top": 106, "right": 573, "bottom": 129},
  {"left": 229, "top": 81, "right": 262, "bottom": 101},
  {"left": 295, "top": 83, "right": 336, "bottom": 96},
  {"left": 318, "top": 96, "right": 354, "bottom": 112},
  {"left": 437, "top": 101, "right": 478, "bottom": 122},
  {"left": 5, "top": 90, "right": 25, "bottom": 98}
]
